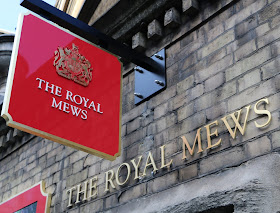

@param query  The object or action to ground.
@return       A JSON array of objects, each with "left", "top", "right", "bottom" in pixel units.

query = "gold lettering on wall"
[
  {"left": 104, "top": 170, "right": 115, "bottom": 192},
  {"left": 75, "top": 181, "right": 88, "bottom": 204},
  {"left": 221, "top": 105, "right": 251, "bottom": 139},
  {"left": 116, "top": 163, "right": 131, "bottom": 186},
  {"left": 205, "top": 120, "right": 221, "bottom": 149},
  {"left": 254, "top": 98, "right": 272, "bottom": 128},
  {"left": 89, "top": 176, "right": 98, "bottom": 198},
  {"left": 67, "top": 186, "right": 76, "bottom": 207},
  {"left": 143, "top": 151, "right": 158, "bottom": 176},
  {"left": 65, "top": 97, "right": 273, "bottom": 208},
  {"left": 131, "top": 156, "right": 143, "bottom": 180},
  {"left": 181, "top": 128, "right": 203, "bottom": 160},
  {"left": 160, "top": 145, "right": 173, "bottom": 169}
]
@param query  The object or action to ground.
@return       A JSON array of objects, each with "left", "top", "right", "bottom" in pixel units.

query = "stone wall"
[{"left": 0, "top": 0, "right": 280, "bottom": 212}]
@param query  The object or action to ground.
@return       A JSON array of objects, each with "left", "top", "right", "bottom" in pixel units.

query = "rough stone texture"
[
  {"left": 132, "top": 32, "right": 147, "bottom": 52},
  {"left": 147, "top": 20, "right": 163, "bottom": 41},
  {"left": 182, "top": 0, "right": 199, "bottom": 15},
  {"left": 104, "top": 154, "right": 280, "bottom": 213},
  {"left": 0, "top": 34, "right": 13, "bottom": 101},
  {"left": 164, "top": 7, "right": 181, "bottom": 28}
]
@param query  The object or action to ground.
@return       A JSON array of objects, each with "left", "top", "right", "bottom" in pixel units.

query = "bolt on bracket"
[{"left": 134, "top": 48, "right": 166, "bottom": 105}]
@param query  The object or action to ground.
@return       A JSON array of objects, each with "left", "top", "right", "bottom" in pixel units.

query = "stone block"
[
  {"left": 180, "top": 52, "right": 197, "bottom": 70},
  {"left": 198, "top": 30, "right": 234, "bottom": 59},
  {"left": 147, "top": 123, "right": 156, "bottom": 135},
  {"left": 125, "top": 142, "right": 139, "bottom": 160},
  {"left": 166, "top": 41, "right": 180, "bottom": 64},
  {"left": 235, "top": 15, "right": 257, "bottom": 39},
  {"left": 122, "top": 127, "right": 146, "bottom": 148},
  {"left": 180, "top": 112, "right": 206, "bottom": 135},
  {"left": 154, "top": 102, "right": 169, "bottom": 120},
  {"left": 154, "top": 131, "right": 169, "bottom": 147},
  {"left": 225, "top": 0, "right": 266, "bottom": 30},
  {"left": 141, "top": 108, "right": 154, "bottom": 126},
  {"left": 179, "top": 163, "right": 198, "bottom": 182},
  {"left": 245, "top": 136, "right": 271, "bottom": 158},
  {"left": 12, "top": 129, "right": 23, "bottom": 139},
  {"left": 119, "top": 183, "right": 147, "bottom": 203},
  {"left": 26, "top": 161, "right": 36, "bottom": 172},
  {"left": 258, "top": 0, "right": 280, "bottom": 23},
  {"left": 188, "top": 84, "right": 204, "bottom": 101},
  {"left": 132, "top": 32, "right": 146, "bottom": 52},
  {"left": 227, "top": 77, "right": 279, "bottom": 111},
  {"left": 258, "top": 24, "right": 280, "bottom": 48},
  {"left": 148, "top": 85, "right": 177, "bottom": 109},
  {"left": 147, "top": 19, "right": 163, "bottom": 41},
  {"left": 147, "top": 171, "right": 178, "bottom": 194},
  {"left": 0, "top": 136, "right": 5, "bottom": 150},
  {"left": 236, "top": 30, "right": 257, "bottom": 47},
  {"left": 205, "top": 72, "right": 224, "bottom": 92},
  {"left": 156, "top": 113, "right": 177, "bottom": 133},
  {"left": 73, "top": 159, "right": 84, "bottom": 174},
  {"left": 272, "top": 131, "right": 280, "bottom": 149},
  {"left": 127, "top": 118, "right": 141, "bottom": 134},
  {"left": 225, "top": 46, "right": 271, "bottom": 81},
  {"left": 205, "top": 101, "right": 227, "bottom": 121},
  {"left": 69, "top": 151, "right": 88, "bottom": 164},
  {"left": 180, "top": 33, "right": 205, "bottom": 54},
  {"left": 164, "top": 7, "right": 181, "bottom": 28},
  {"left": 195, "top": 54, "right": 233, "bottom": 83},
  {"left": 177, "top": 75, "right": 194, "bottom": 94},
  {"left": 105, "top": 194, "right": 118, "bottom": 209},
  {"left": 199, "top": 146, "right": 246, "bottom": 175},
  {"left": 122, "top": 103, "right": 147, "bottom": 124},
  {"left": 207, "top": 24, "right": 225, "bottom": 43},
  {"left": 80, "top": 199, "right": 103, "bottom": 213},
  {"left": 238, "top": 69, "right": 261, "bottom": 92},
  {"left": 194, "top": 92, "right": 218, "bottom": 112},
  {"left": 207, "top": 48, "right": 227, "bottom": 65},
  {"left": 271, "top": 15, "right": 280, "bottom": 29},
  {"left": 256, "top": 23, "right": 270, "bottom": 37},
  {"left": 234, "top": 39, "right": 257, "bottom": 62},
  {"left": 6, "top": 129, "right": 15, "bottom": 144},
  {"left": 171, "top": 93, "right": 187, "bottom": 110},
  {"left": 177, "top": 102, "right": 194, "bottom": 122},
  {"left": 182, "top": 0, "right": 199, "bottom": 15}
]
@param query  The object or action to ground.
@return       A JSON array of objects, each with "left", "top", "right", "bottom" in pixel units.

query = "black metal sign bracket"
[
  {"left": 134, "top": 49, "right": 166, "bottom": 105},
  {"left": 20, "top": 0, "right": 166, "bottom": 105}
]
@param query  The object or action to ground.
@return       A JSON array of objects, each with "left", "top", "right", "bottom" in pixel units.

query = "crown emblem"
[{"left": 53, "top": 43, "right": 92, "bottom": 86}]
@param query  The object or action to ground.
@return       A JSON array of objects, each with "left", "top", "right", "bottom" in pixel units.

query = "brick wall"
[{"left": 0, "top": 0, "right": 280, "bottom": 212}]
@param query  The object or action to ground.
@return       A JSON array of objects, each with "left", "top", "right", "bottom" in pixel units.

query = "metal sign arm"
[{"left": 20, "top": 0, "right": 162, "bottom": 73}]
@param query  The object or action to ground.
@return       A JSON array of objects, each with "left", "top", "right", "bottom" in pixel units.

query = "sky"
[{"left": 0, "top": 0, "right": 56, "bottom": 33}]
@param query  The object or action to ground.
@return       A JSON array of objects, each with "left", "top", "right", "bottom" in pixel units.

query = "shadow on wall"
[{"left": 0, "top": 34, "right": 14, "bottom": 103}]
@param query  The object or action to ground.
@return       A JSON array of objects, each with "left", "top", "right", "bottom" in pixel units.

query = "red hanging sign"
[
  {"left": 0, "top": 181, "right": 51, "bottom": 213},
  {"left": 1, "top": 13, "right": 122, "bottom": 160}
]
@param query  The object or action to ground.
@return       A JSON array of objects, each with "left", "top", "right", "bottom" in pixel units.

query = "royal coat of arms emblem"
[{"left": 53, "top": 43, "right": 92, "bottom": 86}]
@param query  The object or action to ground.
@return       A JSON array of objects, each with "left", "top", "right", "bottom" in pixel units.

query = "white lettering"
[
  {"left": 81, "top": 110, "right": 88, "bottom": 120},
  {"left": 45, "top": 81, "right": 55, "bottom": 94},
  {"left": 97, "top": 103, "right": 103, "bottom": 114},
  {"left": 55, "top": 86, "right": 62, "bottom": 97},
  {"left": 88, "top": 101, "right": 97, "bottom": 111},
  {"left": 63, "top": 102, "right": 70, "bottom": 113},
  {"left": 66, "top": 90, "right": 74, "bottom": 102},
  {"left": 36, "top": 78, "right": 45, "bottom": 89},
  {"left": 70, "top": 105, "right": 82, "bottom": 116},
  {"left": 82, "top": 97, "right": 89, "bottom": 108},
  {"left": 73, "top": 95, "right": 82, "bottom": 105},
  {"left": 51, "top": 97, "right": 62, "bottom": 110}
]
